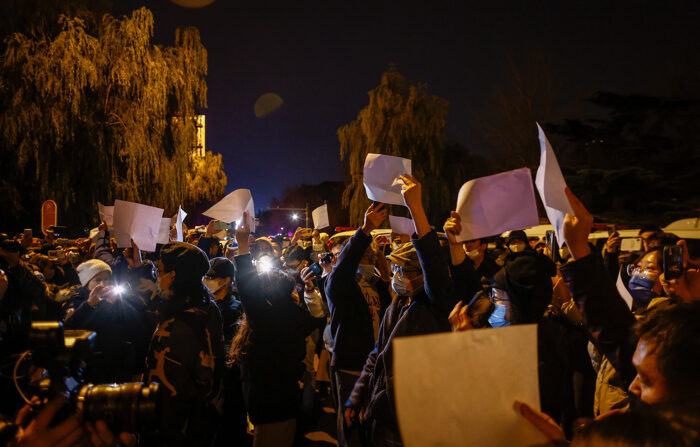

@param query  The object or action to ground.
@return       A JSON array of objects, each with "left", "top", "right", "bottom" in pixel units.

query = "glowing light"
[
  {"left": 257, "top": 256, "right": 273, "bottom": 273},
  {"left": 113, "top": 284, "right": 125, "bottom": 295},
  {"left": 291, "top": 213, "right": 299, "bottom": 221}
]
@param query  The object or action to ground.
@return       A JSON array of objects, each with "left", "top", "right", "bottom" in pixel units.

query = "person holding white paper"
[
  {"left": 325, "top": 202, "right": 393, "bottom": 447},
  {"left": 344, "top": 175, "right": 458, "bottom": 446}
]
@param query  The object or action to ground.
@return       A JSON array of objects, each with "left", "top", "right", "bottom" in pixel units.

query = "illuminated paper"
[
  {"left": 98, "top": 203, "right": 114, "bottom": 229},
  {"left": 363, "top": 153, "right": 411, "bottom": 206},
  {"left": 89, "top": 227, "right": 99, "bottom": 239},
  {"left": 312, "top": 204, "right": 330, "bottom": 229},
  {"left": 174, "top": 206, "right": 187, "bottom": 242},
  {"left": 204, "top": 189, "right": 255, "bottom": 229},
  {"left": 535, "top": 124, "right": 574, "bottom": 248},
  {"left": 112, "top": 200, "right": 164, "bottom": 252},
  {"left": 157, "top": 218, "right": 171, "bottom": 245},
  {"left": 616, "top": 271, "right": 634, "bottom": 310},
  {"left": 455, "top": 168, "right": 539, "bottom": 242},
  {"left": 394, "top": 325, "right": 547, "bottom": 447},
  {"left": 389, "top": 215, "right": 415, "bottom": 236}
]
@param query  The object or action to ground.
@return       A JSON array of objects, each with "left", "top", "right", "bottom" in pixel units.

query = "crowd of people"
[{"left": 1, "top": 176, "right": 699, "bottom": 447}]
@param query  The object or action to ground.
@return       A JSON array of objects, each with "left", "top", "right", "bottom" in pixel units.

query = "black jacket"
[
  {"left": 234, "top": 253, "right": 319, "bottom": 424},
  {"left": 347, "top": 230, "right": 457, "bottom": 434},
  {"left": 325, "top": 229, "right": 392, "bottom": 371}
]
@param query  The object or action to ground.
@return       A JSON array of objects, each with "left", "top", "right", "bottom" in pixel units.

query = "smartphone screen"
[
  {"left": 621, "top": 238, "right": 642, "bottom": 252},
  {"left": 663, "top": 245, "right": 684, "bottom": 280}
]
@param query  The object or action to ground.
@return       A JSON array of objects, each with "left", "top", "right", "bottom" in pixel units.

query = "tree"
[
  {"left": 338, "top": 65, "right": 463, "bottom": 226},
  {"left": 549, "top": 92, "right": 700, "bottom": 224},
  {"left": 0, "top": 6, "right": 226, "bottom": 232}
]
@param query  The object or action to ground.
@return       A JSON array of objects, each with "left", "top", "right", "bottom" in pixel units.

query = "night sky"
[{"left": 115, "top": 0, "right": 700, "bottom": 210}]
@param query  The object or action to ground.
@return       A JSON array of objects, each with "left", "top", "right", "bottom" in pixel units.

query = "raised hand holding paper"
[
  {"left": 312, "top": 204, "right": 330, "bottom": 229},
  {"left": 535, "top": 123, "right": 574, "bottom": 248},
  {"left": 455, "top": 168, "right": 539, "bottom": 242},
  {"left": 112, "top": 200, "right": 164, "bottom": 252},
  {"left": 363, "top": 153, "right": 412, "bottom": 206},
  {"left": 394, "top": 325, "right": 547, "bottom": 447},
  {"left": 204, "top": 189, "right": 255, "bottom": 230},
  {"left": 389, "top": 215, "right": 415, "bottom": 236}
]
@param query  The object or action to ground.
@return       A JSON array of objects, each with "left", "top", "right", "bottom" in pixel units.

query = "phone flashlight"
[{"left": 113, "top": 284, "right": 125, "bottom": 295}]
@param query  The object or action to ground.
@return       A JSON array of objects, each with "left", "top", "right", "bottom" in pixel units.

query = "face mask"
[
  {"left": 156, "top": 275, "right": 173, "bottom": 300},
  {"left": 509, "top": 242, "right": 525, "bottom": 253},
  {"left": 203, "top": 278, "right": 227, "bottom": 294},
  {"left": 628, "top": 275, "right": 657, "bottom": 303},
  {"left": 357, "top": 264, "right": 376, "bottom": 281},
  {"left": 391, "top": 275, "right": 411, "bottom": 296},
  {"left": 467, "top": 249, "right": 481, "bottom": 261},
  {"left": 488, "top": 303, "right": 511, "bottom": 328}
]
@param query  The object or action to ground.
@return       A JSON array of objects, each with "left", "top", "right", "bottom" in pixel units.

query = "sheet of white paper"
[
  {"left": 89, "top": 227, "right": 99, "bottom": 239},
  {"left": 394, "top": 325, "right": 547, "bottom": 447},
  {"left": 113, "top": 200, "right": 164, "bottom": 252},
  {"left": 312, "top": 204, "right": 330, "bottom": 229},
  {"left": 616, "top": 271, "right": 634, "bottom": 310},
  {"left": 389, "top": 215, "right": 415, "bottom": 236},
  {"left": 175, "top": 206, "right": 187, "bottom": 242},
  {"left": 455, "top": 168, "right": 540, "bottom": 242},
  {"left": 157, "top": 218, "right": 171, "bottom": 245},
  {"left": 204, "top": 189, "right": 255, "bottom": 228},
  {"left": 535, "top": 123, "right": 574, "bottom": 248},
  {"left": 98, "top": 203, "right": 114, "bottom": 229},
  {"left": 362, "top": 153, "right": 412, "bottom": 206}
]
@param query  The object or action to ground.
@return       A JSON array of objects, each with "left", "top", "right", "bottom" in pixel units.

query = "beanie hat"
[
  {"left": 505, "top": 230, "right": 528, "bottom": 246},
  {"left": 77, "top": 259, "right": 112, "bottom": 286},
  {"left": 160, "top": 242, "right": 210, "bottom": 283},
  {"left": 491, "top": 252, "right": 556, "bottom": 323},
  {"left": 386, "top": 242, "right": 420, "bottom": 271},
  {"left": 208, "top": 257, "right": 235, "bottom": 279}
]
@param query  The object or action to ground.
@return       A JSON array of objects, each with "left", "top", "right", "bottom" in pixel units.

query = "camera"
[{"left": 12, "top": 321, "right": 162, "bottom": 435}]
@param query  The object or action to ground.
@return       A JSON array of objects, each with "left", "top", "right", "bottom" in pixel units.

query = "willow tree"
[
  {"left": 0, "top": 7, "right": 225, "bottom": 231},
  {"left": 338, "top": 66, "right": 460, "bottom": 226}
]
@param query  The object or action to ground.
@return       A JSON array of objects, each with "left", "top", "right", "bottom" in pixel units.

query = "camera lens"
[{"left": 77, "top": 382, "right": 161, "bottom": 433}]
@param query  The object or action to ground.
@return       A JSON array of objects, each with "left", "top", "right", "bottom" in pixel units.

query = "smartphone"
[
  {"left": 309, "top": 263, "right": 323, "bottom": 277},
  {"left": 621, "top": 238, "right": 642, "bottom": 252},
  {"left": 375, "top": 234, "right": 391, "bottom": 246},
  {"left": 663, "top": 245, "right": 684, "bottom": 280},
  {"left": 607, "top": 224, "right": 617, "bottom": 236},
  {"left": 24, "top": 228, "right": 32, "bottom": 239},
  {"left": 213, "top": 221, "right": 232, "bottom": 231},
  {"left": 545, "top": 230, "right": 561, "bottom": 263}
]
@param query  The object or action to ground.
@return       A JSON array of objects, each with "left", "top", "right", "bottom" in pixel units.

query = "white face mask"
[
  {"left": 509, "top": 242, "right": 526, "bottom": 253},
  {"left": 391, "top": 274, "right": 423, "bottom": 297},
  {"left": 467, "top": 249, "right": 481, "bottom": 260},
  {"left": 156, "top": 276, "right": 173, "bottom": 300},
  {"left": 203, "top": 277, "right": 227, "bottom": 294}
]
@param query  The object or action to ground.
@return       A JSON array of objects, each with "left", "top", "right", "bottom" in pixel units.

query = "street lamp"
[{"left": 291, "top": 213, "right": 299, "bottom": 221}]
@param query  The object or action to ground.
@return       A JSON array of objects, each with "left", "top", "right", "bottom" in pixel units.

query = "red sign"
[{"left": 41, "top": 200, "right": 57, "bottom": 235}]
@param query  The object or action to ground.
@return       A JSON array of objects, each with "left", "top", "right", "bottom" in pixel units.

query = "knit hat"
[
  {"left": 208, "top": 257, "right": 235, "bottom": 279},
  {"left": 386, "top": 242, "right": 420, "bottom": 271},
  {"left": 160, "top": 242, "right": 210, "bottom": 283},
  {"left": 77, "top": 259, "right": 112, "bottom": 286},
  {"left": 504, "top": 230, "right": 528, "bottom": 246},
  {"left": 491, "top": 252, "right": 556, "bottom": 323}
]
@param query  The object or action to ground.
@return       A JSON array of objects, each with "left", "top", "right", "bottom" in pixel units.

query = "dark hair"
[
  {"left": 257, "top": 268, "right": 296, "bottom": 302},
  {"left": 573, "top": 408, "right": 696, "bottom": 447},
  {"left": 639, "top": 225, "right": 663, "bottom": 236},
  {"left": 634, "top": 302, "right": 700, "bottom": 401},
  {"left": 647, "top": 232, "right": 679, "bottom": 248},
  {"left": 466, "top": 292, "right": 495, "bottom": 328}
]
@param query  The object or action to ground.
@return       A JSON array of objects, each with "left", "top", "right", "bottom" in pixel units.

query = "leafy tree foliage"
[
  {"left": 549, "top": 92, "right": 700, "bottom": 225},
  {"left": 338, "top": 65, "right": 466, "bottom": 226},
  {"left": 0, "top": 5, "right": 225, "bottom": 232}
]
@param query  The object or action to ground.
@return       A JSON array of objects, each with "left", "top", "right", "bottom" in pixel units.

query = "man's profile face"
[{"left": 629, "top": 338, "right": 669, "bottom": 404}]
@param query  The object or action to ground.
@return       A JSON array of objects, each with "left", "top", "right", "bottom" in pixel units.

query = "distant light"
[
  {"left": 280, "top": 227, "right": 284, "bottom": 230},
  {"left": 113, "top": 285, "right": 125, "bottom": 295},
  {"left": 291, "top": 213, "right": 299, "bottom": 221}
]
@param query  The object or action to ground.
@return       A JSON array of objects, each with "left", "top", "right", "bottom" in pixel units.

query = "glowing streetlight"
[{"left": 291, "top": 213, "right": 299, "bottom": 221}]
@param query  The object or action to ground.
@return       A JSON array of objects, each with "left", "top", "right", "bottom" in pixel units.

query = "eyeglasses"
[
  {"left": 391, "top": 263, "right": 419, "bottom": 277},
  {"left": 626, "top": 264, "right": 659, "bottom": 280}
]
